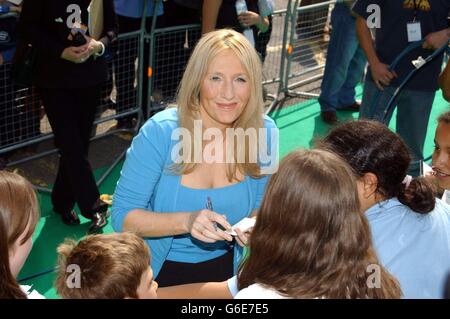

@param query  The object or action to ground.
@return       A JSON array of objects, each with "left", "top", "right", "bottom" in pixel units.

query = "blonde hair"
[
  {"left": 55, "top": 232, "right": 150, "bottom": 299},
  {"left": 175, "top": 29, "right": 264, "bottom": 181}
]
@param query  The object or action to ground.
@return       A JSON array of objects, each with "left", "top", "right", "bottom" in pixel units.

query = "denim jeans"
[
  {"left": 318, "top": 3, "right": 367, "bottom": 112},
  {"left": 359, "top": 78, "right": 436, "bottom": 176}
]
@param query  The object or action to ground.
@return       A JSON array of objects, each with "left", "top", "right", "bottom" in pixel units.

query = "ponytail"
[{"left": 397, "top": 176, "right": 436, "bottom": 214}]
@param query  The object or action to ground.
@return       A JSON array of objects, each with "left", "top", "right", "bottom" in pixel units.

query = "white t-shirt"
[
  {"left": 234, "top": 283, "right": 290, "bottom": 299},
  {"left": 20, "top": 285, "right": 45, "bottom": 299}
]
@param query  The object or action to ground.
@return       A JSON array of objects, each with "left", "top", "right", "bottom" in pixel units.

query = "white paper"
[
  {"left": 226, "top": 217, "right": 256, "bottom": 236},
  {"left": 421, "top": 161, "right": 433, "bottom": 176}
]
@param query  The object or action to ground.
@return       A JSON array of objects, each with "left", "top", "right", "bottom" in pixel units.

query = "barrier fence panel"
[
  {"left": 2, "top": 0, "right": 330, "bottom": 189},
  {"left": 147, "top": 23, "right": 202, "bottom": 117},
  {"left": 285, "top": 0, "right": 335, "bottom": 99},
  {"left": 0, "top": 28, "right": 144, "bottom": 192},
  {"left": 146, "top": 11, "right": 290, "bottom": 116},
  {"left": 261, "top": 7, "right": 289, "bottom": 107}
]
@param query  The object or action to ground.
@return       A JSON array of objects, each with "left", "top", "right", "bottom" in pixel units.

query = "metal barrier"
[
  {"left": 0, "top": 0, "right": 304, "bottom": 192},
  {"left": 0, "top": 28, "right": 144, "bottom": 193},
  {"left": 147, "top": 23, "right": 202, "bottom": 116},
  {"left": 144, "top": 4, "right": 292, "bottom": 116},
  {"left": 261, "top": 8, "right": 289, "bottom": 105},
  {"left": 266, "top": 0, "right": 335, "bottom": 113}
]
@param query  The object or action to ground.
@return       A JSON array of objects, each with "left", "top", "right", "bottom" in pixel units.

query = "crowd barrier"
[{"left": 0, "top": 0, "right": 335, "bottom": 190}]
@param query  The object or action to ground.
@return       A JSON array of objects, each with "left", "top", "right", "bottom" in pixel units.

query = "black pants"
[
  {"left": 155, "top": 250, "right": 234, "bottom": 287},
  {"left": 39, "top": 86, "right": 101, "bottom": 218}
]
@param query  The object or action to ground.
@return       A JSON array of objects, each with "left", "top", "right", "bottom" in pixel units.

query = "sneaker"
[{"left": 320, "top": 111, "right": 339, "bottom": 125}]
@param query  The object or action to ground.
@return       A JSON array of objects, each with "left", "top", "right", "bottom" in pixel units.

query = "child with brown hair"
[
  {"left": 235, "top": 149, "right": 401, "bottom": 298},
  {"left": 55, "top": 232, "right": 158, "bottom": 299},
  {"left": 0, "top": 171, "right": 42, "bottom": 299}
]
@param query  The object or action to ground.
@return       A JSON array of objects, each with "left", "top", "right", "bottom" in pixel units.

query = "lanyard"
[{"left": 413, "top": 0, "right": 419, "bottom": 22}]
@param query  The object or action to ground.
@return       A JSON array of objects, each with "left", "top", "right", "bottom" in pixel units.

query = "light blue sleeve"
[
  {"left": 111, "top": 119, "right": 169, "bottom": 232},
  {"left": 254, "top": 117, "right": 279, "bottom": 209},
  {"left": 227, "top": 276, "right": 239, "bottom": 297}
]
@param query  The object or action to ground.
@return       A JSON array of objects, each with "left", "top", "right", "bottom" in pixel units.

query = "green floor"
[{"left": 20, "top": 88, "right": 450, "bottom": 298}]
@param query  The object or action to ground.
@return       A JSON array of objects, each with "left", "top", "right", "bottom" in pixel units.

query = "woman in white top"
[
  {"left": 0, "top": 171, "right": 43, "bottom": 299},
  {"left": 235, "top": 149, "right": 401, "bottom": 299}
]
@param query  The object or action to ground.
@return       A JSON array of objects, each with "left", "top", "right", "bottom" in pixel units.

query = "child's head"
[
  {"left": 0, "top": 171, "right": 40, "bottom": 299},
  {"left": 55, "top": 232, "right": 157, "bottom": 299},
  {"left": 320, "top": 120, "right": 435, "bottom": 214},
  {"left": 237, "top": 149, "right": 401, "bottom": 298},
  {"left": 432, "top": 111, "right": 450, "bottom": 190}
]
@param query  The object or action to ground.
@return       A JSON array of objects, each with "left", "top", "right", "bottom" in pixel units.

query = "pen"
[
  {"left": 206, "top": 196, "right": 226, "bottom": 232},
  {"left": 206, "top": 197, "right": 233, "bottom": 249}
]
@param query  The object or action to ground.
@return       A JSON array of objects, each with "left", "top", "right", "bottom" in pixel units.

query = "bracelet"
[{"left": 94, "top": 42, "right": 105, "bottom": 57}]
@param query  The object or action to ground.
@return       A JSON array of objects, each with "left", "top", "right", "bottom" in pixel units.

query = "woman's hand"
[
  {"left": 61, "top": 42, "right": 91, "bottom": 64},
  {"left": 60, "top": 36, "right": 103, "bottom": 64},
  {"left": 234, "top": 227, "right": 253, "bottom": 247},
  {"left": 187, "top": 209, "right": 233, "bottom": 243},
  {"left": 85, "top": 36, "right": 104, "bottom": 56},
  {"left": 237, "top": 11, "right": 261, "bottom": 28}
]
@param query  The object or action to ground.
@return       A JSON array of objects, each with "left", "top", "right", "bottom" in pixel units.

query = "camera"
[{"left": 71, "top": 31, "right": 87, "bottom": 47}]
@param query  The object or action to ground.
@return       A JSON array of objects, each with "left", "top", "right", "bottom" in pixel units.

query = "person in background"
[
  {"left": 112, "top": 0, "right": 164, "bottom": 127},
  {"left": 353, "top": 0, "right": 450, "bottom": 176},
  {"left": 318, "top": 0, "right": 366, "bottom": 125},
  {"left": 0, "top": 171, "right": 43, "bottom": 299},
  {"left": 202, "top": 0, "right": 272, "bottom": 60},
  {"left": 320, "top": 120, "right": 450, "bottom": 298},
  {"left": 55, "top": 232, "right": 158, "bottom": 299},
  {"left": 19, "top": 0, "right": 117, "bottom": 233},
  {"left": 427, "top": 111, "right": 450, "bottom": 204},
  {"left": 155, "top": 0, "right": 202, "bottom": 101}
]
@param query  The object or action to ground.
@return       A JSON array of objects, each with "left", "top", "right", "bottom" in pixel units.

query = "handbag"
[{"left": 11, "top": 42, "right": 37, "bottom": 87}]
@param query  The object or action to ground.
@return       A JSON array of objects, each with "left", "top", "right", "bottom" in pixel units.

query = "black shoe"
[
  {"left": 321, "top": 111, "right": 339, "bottom": 125},
  {"left": 88, "top": 211, "right": 110, "bottom": 234},
  {"left": 340, "top": 101, "right": 361, "bottom": 112},
  {"left": 55, "top": 210, "right": 80, "bottom": 225}
]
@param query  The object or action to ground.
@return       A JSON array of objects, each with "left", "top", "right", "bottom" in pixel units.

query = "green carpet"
[{"left": 20, "top": 88, "right": 449, "bottom": 298}]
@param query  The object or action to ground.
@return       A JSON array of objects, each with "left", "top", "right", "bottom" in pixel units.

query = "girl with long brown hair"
[
  {"left": 236, "top": 149, "right": 401, "bottom": 298},
  {"left": 0, "top": 171, "right": 41, "bottom": 299}
]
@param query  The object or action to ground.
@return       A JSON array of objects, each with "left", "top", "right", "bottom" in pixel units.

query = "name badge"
[{"left": 407, "top": 22, "right": 422, "bottom": 42}]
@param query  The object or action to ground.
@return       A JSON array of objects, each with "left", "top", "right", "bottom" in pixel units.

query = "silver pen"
[{"left": 206, "top": 197, "right": 226, "bottom": 232}]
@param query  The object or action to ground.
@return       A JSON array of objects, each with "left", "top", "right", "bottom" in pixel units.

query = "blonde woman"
[{"left": 112, "top": 29, "right": 278, "bottom": 287}]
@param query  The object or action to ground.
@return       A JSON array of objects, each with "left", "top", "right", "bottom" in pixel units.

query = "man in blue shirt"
[{"left": 353, "top": 0, "right": 450, "bottom": 176}]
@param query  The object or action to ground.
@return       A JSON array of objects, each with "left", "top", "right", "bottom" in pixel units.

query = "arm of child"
[{"left": 157, "top": 280, "right": 233, "bottom": 299}]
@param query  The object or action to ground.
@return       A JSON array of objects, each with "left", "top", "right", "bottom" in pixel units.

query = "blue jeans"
[
  {"left": 319, "top": 3, "right": 367, "bottom": 112},
  {"left": 359, "top": 78, "right": 436, "bottom": 176}
]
